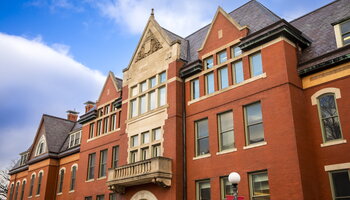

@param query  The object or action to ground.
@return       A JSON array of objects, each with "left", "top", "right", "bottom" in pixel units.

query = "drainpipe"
[{"left": 182, "top": 75, "right": 187, "bottom": 200}]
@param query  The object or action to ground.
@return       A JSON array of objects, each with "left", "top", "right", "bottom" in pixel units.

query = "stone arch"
[
  {"left": 130, "top": 190, "right": 158, "bottom": 200},
  {"left": 311, "top": 87, "right": 341, "bottom": 105}
]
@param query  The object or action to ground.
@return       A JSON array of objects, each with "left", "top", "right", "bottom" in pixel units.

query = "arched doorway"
[{"left": 130, "top": 190, "right": 158, "bottom": 200}]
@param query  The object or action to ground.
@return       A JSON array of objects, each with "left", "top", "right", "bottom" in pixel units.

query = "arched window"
[
  {"left": 36, "top": 172, "right": 43, "bottom": 195},
  {"left": 20, "top": 180, "right": 26, "bottom": 200},
  {"left": 70, "top": 165, "right": 77, "bottom": 191},
  {"left": 317, "top": 93, "right": 343, "bottom": 142},
  {"left": 58, "top": 169, "right": 65, "bottom": 193},
  {"left": 14, "top": 182, "right": 20, "bottom": 200},
  {"left": 9, "top": 183, "right": 14, "bottom": 200},
  {"left": 35, "top": 136, "right": 47, "bottom": 156},
  {"left": 29, "top": 174, "right": 35, "bottom": 197}
]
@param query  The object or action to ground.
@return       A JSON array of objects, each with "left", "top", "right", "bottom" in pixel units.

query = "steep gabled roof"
[{"left": 96, "top": 71, "right": 122, "bottom": 103}]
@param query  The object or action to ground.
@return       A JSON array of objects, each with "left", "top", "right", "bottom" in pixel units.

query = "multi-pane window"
[
  {"left": 99, "top": 150, "right": 108, "bottom": 177},
  {"left": 103, "top": 117, "right": 109, "bottom": 133},
  {"left": 104, "top": 105, "right": 110, "bottom": 115},
  {"left": 70, "top": 166, "right": 77, "bottom": 191},
  {"left": 232, "top": 60, "right": 244, "bottom": 84},
  {"left": 96, "top": 195, "right": 105, "bottom": 200},
  {"left": 141, "top": 147, "right": 149, "bottom": 160},
  {"left": 131, "top": 86, "right": 138, "bottom": 97},
  {"left": 35, "top": 140, "right": 45, "bottom": 156},
  {"left": 130, "top": 150, "right": 137, "bottom": 163},
  {"left": 29, "top": 174, "right": 35, "bottom": 197},
  {"left": 97, "top": 120, "right": 102, "bottom": 136},
  {"left": 218, "top": 111, "right": 234, "bottom": 151},
  {"left": 217, "top": 50, "right": 227, "bottom": 64},
  {"left": 195, "top": 119, "right": 209, "bottom": 156},
  {"left": 141, "top": 131, "right": 150, "bottom": 144},
  {"left": 139, "top": 95, "right": 147, "bottom": 114},
  {"left": 153, "top": 128, "right": 161, "bottom": 141},
  {"left": 36, "top": 172, "right": 42, "bottom": 195},
  {"left": 196, "top": 180, "right": 211, "bottom": 200},
  {"left": 69, "top": 131, "right": 81, "bottom": 148},
  {"left": 87, "top": 153, "right": 96, "bottom": 180},
  {"left": 110, "top": 114, "right": 116, "bottom": 131},
  {"left": 221, "top": 177, "right": 233, "bottom": 200},
  {"left": 131, "top": 135, "right": 139, "bottom": 147},
  {"left": 140, "top": 81, "right": 147, "bottom": 92},
  {"left": 340, "top": 19, "right": 350, "bottom": 45},
  {"left": 109, "top": 193, "right": 117, "bottom": 200},
  {"left": 158, "top": 86, "right": 166, "bottom": 106},
  {"left": 149, "top": 90, "right": 156, "bottom": 110},
  {"left": 130, "top": 99, "right": 137, "bottom": 117},
  {"left": 152, "top": 144, "right": 161, "bottom": 157},
  {"left": 329, "top": 170, "right": 350, "bottom": 199},
  {"left": 130, "top": 128, "right": 162, "bottom": 162},
  {"left": 231, "top": 45, "right": 242, "bottom": 57},
  {"left": 159, "top": 71, "right": 166, "bottom": 83},
  {"left": 89, "top": 123, "right": 95, "bottom": 138},
  {"left": 205, "top": 72, "right": 215, "bottom": 95},
  {"left": 191, "top": 78, "right": 200, "bottom": 100},
  {"left": 14, "top": 182, "right": 19, "bottom": 200},
  {"left": 317, "top": 93, "right": 342, "bottom": 142},
  {"left": 250, "top": 52, "right": 263, "bottom": 77},
  {"left": 112, "top": 146, "right": 119, "bottom": 168},
  {"left": 149, "top": 76, "right": 156, "bottom": 88},
  {"left": 245, "top": 102, "right": 264, "bottom": 145},
  {"left": 20, "top": 180, "right": 26, "bottom": 200},
  {"left": 218, "top": 67, "right": 229, "bottom": 89},
  {"left": 204, "top": 57, "right": 213, "bottom": 69},
  {"left": 249, "top": 171, "right": 270, "bottom": 200},
  {"left": 58, "top": 169, "right": 64, "bottom": 193}
]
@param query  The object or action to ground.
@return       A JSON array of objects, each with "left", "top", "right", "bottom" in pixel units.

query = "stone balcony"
[{"left": 107, "top": 157, "right": 172, "bottom": 194}]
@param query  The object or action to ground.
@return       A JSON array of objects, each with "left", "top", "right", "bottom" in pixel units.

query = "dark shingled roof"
[
  {"left": 114, "top": 76, "right": 123, "bottom": 90},
  {"left": 162, "top": 28, "right": 189, "bottom": 60},
  {"left": 291, "top": 0, "right": 350, "bottom": 69}
]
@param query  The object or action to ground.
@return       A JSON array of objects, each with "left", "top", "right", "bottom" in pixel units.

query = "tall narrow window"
[
  {"left": 152, "top": 128, "right": 161, "bottom": 141},
  {"left": 196, "top": 180, "right": 211, "bottom": 200},
  {"left": 232, "top": 60, "right": 244, "bottom": 84},
  {"left": 221, "top": 177, "right": 233, "bottom": 200},
  {"left": 89, "top": 123, "right": 95, "bottom": 138},
  {"left": 205, "top": 72, "right": 214, "bottom": 95},
  {"left": 217, "top": 50, "right": 227, "bottom": 64},
  {"left": 149, "top": 76, "right": 157, "bottom": 88},
  {"left": 130, "top": 150, "right": 137, "bottom": 163},
  {"left": 99, "top": 150, "right": 107, "bottom": 177},
  {"left": 20, "top": 181, "right": 26, "bottom": 200},
  {"left": 195, "top": 119, "right": 209, "bottom": 156},
  {"left": 14, "top": 182, "right": 19, "bottom": 200},
  {"left": 231, "top": 45, "right": 242, "bottom": 57},
  {"left": 103, "top": 117, "right": 109, "bottom": 133},
  {"left": 245, "top": 102, "right": 264, "bottom": 145},
  {"left": 149, "top": 90, "right": 156, "bottom": 110},
  {"left": 204, "top": 57, "right": 213, "bottom": 69},
  {"left": 9, "top": 183, "right": 14, "bottom": 200},
  {"left": 140, "top": 81, "right": 147, "bottom": 92},
  {"left": 130, "top": 99, "right": 137, "bottom": 118},
  {"left": 58, "top": 169, "right": 64, "bottom": 193},
  {"left": 159, "top": 71, "right": 166, "bottom": 83},
  {"left": 112, "top": 146, "right": 119, "bottom": 168},
  {"left": 329, "top": 170, "right": 350, "bottom": 199},
  {"left": 158, "top": 86, "right": 166, "bottom": 106},
  {"left": 141, "top": 148, "right": 149, "bottom": 160},
  {"left": 29, "top": 174, "right": 35, "bottom": 197},
  {"left": 110, "top": 114, "right": 116, "bottom": 131},
  {"left": 141, "top": 131, "right": 150, "bottom": 144},
  {"left": 139, "top": 95, "right": 147, "bottom": 114},
  {"left": 97, "top": 120, "right": 102, "bottom": 136},
  {"left": 152, "top": 144, "right": 161, "bottom": 157},
  {"left": 191, "top": 78, "right": 200, "bottom": 100},
  {"left": 87, "top": 153, "right": 96, "bottom": 180},
  {"left": 250, "top": 52, "right": 263, "bottom": 77},
  {"left": 249, "top": 171, "right": 270, "bottom": 199},
  {"left": 317, "top": 93, "right": 342, "bottom": 142},
  {"left": 36, "top": 172, "right": 42, "bottom": 195},
  {"left": 131, "top": 135, "right": 139, "bottom": 147},
  {"left": 218, "top": 67, "right": 229, "bottom": 89},
  {"left": 131, "top": 85, "right": 137, "bottom": 97},
  {"left": 340, "top": 19, "right": 350, "bottom": 45},
  {"left": 218, "top": 111, "right": 234, "bottom": 151},
  {"left": 70, "top": 166, "right": 77, "bottom": 191}
]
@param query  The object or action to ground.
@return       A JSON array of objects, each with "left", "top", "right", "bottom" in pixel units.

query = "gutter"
[{"left": 182, "top": 72, "right": 187, "bottom": 200}]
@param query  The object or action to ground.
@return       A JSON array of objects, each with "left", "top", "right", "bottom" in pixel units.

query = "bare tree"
[{"left": 0, "top": 160, "right": 17, "bottom": 200}]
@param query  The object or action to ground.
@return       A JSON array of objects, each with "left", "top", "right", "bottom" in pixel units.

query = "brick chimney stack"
[
  {"left": 84, "top": 101, "right": 95, "bottom": 113},
  {"left": 67, "top": 110, "right": 79, "bottom": 122}
]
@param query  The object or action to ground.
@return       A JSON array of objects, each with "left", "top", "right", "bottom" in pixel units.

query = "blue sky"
[{"left": 0, "top": 0, "right": 332, "bottom": 168}]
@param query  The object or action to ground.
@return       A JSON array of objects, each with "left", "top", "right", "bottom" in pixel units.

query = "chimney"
[
  {"left": 67, "top": 110, "right": 79, "bottom": 122},
  {"left": 84, "top": 101, "right": 95, "bottom": 113}
]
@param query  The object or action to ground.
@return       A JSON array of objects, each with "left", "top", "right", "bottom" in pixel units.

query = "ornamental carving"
[{"left": 135, "top": 30, "right": 162, "bottom": 62}]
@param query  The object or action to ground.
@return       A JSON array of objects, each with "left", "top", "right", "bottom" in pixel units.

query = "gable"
[
  {"left": 97, "top": 72, "right": 121, "bottom": 104},
  {"left": 198, "top": 7, "right": 249, "bottom": 58},
  {"left": 29, "top": 120, "right": 46, "bottom": 160}
]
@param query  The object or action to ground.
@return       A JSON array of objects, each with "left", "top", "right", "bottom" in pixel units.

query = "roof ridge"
[
  {"left": 290, "top": 0, "right": 340, "bottom": 23},
  {"left": 43, "top": 114, "right": 75, "bottom": 123}
]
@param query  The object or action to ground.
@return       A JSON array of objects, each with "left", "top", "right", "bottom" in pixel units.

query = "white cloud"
[
  {"left": 51, "top": 43, "right": 72, "bottom": 57},
  {"left": 0, "top": 33, "right": 105, "bottom": 168}
]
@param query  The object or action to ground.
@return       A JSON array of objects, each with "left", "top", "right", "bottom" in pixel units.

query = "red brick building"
[{"left": 8, "top": 0, "right": 350, "bottom": 200}]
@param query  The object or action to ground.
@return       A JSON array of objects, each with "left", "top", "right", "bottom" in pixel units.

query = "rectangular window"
[
  {"left": 105, "top": 105, "right": 110, "bottom": 115},
  {"left": 329, "top": 170, "right": 350, "bottom": 199},
  {"left": 103, "top": 117, "right": 109, "bottom": 133},
  {"left": 149, "top": 90, "right": 156, "bottom": 110},
  {"left": 98, "top": 108, "right": 103, "bottom": 117},
  {"left": 85, "top": 197, "right": 92, "bottom": 200},
  {"left": 217, "top": 50, "right": 227, "bottom": 64},
  {"left": 69, "top": 133, "right": 75, "bottom": 147},
  {"left": 245, "top": 102, "right": 264, "bottom": 145},
  {"left": 112, "top": 146, "right": 119, "bottom": 168},
  {"left": 249, "top": 171, "right": 270, "bottom": 200},
  {"left": 221, "top": 177, "right": 233, "bottom": 200},
  {"left": 109, "top": 193, "right": 117, "bottom": 200},
  {"left": 149, "top": 76, "right": 157, "bottom": 88},
  {"left": 99, "top": 150, "right": 107, "bottom": 177},
  {"left": 141, "top": 131, "right": 150, "bottom": 144},
  {"left": 89, "top": 123, "right": 95, "bottom": 138},
  {"left": 218, "top": 67, "right": 229, "bottom": 89},
  {"left": 232, "top": 60, "right": 244, "bottom": 84},
  {"left": 191, "top": 78, "right": 200, "bottom": 100},
  {"left": 205, "top": 72, "right": 215, "bottom": 95},
  {"left": 204, "top": 57, "right": 213, "bottom": 69},
  {"left": 110, "top": 114, "right": 116, "bottom": 131},
  {"left": 97, "top": 120, "right": 102, "bottom": 136},
  {"left": 218, "top": 111, "right": 234, "bottom": 151},
  {"left": 152, "top": 128, "right": 161, "bottom": 141},
  {"left": 130, "top": 150, "right": 137, "bottom": 163},
  {"left": 250, "top": 52, "right": 263, "bottom": 77},
  {"left": 139, "top": 95, "right": 147, "bottom": 114},
  {"left": 140, "top": 81, "right": 147, "bottom": 92},
  {"left": 96, "top": 195, "right": 105, "bottom": 200},
  {"left": 141, "top": 147, "right": 149, "bottom": 160},
  {"left": 36, "top": 172, "right": 42, "bottom": 195},
  {"left": 196, "top": 180, "right": 211, "bottom": 200},
  {"left": 131, "top": 135, "right": 139, "bottom": 147},
  {"left": 69, "top": 131, "right": 81, "bottom": 148},
  {"left": 340, "top": 19, "right": 350, "bottom": 45},
  {"left": 152, "top": 144, "right": 161, "bottom": 157},
  {"left": 231, "top": 45, "right": 242, "bottom": 57},
  {"left": 158, "top": 86, "right": 166, "bottom": 106},
  {"left": 131, "top": 85, "right": 138, "bottom": 97},
  {"left": 74, "top": 131, "right": 81, "bottom": 145},
  {"left": 195, "top": 119, "right": 209, "bottom": 156},
  {"left": 58, "top": 170, "right": 64, "bottom": 193},
  {"left": 159, "top": 71, "right": 166, "bottom": 83},
  {"left": 130, "top": 99, "right": 137, "bottom": 118},
  {"left": 87, "top": 153, "right": 96, "bottom": 180}
]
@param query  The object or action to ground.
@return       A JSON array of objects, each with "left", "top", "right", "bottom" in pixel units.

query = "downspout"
[{"left": 182, "top": 75, "right": 187, "bottom": 200}]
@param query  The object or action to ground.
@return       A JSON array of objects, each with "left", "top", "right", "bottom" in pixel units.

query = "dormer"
[
  {"left": 35, "top": 135, "right": 47, "bottom": 156},
  {"left": 68, "top": 130, "right": 82, "bottom": 148},
  {"left": 19, "top": 152, "right": 29, "bottom": 166}
]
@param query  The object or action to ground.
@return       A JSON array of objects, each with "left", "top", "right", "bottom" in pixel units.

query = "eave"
[{"left": 179, "top": 60, "right": 203, "bottom": 79}]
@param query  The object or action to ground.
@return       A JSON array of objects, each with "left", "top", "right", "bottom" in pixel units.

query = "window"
[
  {"left": 231, "top": 45, "right": 242, "bottom": 57},
  {"left": 158, "top": 86, "right": 166, "bottom": 106},
  {"left": 232, "top": 60, "right": 244, "bottom": 84},
  {"left": 14, "top": 182, "right": 19, "bottom": 200},
  {"left": 130, "top": 150, "right": 137, "bottom": 163},
  {"left": 97, "top": 120, "right": 102, "bottom": 136},
  {"left": 340, "top": 19, "right": 350, "bottom": 46},
  {"left": 9, "top": 183, "right": 14, "bottom": 200},
  {"left": 87, "top": 153, "right": 96, "bottom": 180},
  {"left": 58, "top": 169, "right": 64, "bottom": 193},
  {"left": 109, "top": 193, "right": 117, "bottom": 200},
  {"left": 141, "top": 147, "right": 149, "bottom": 160},
  {"left": 69, "top": 131, "right": 81, "bottom": 148},
  {"left": 249, "top": 171, "right": 270, "bottom": 200},
  {"left": 85, "top": 197, "right": 92, "bottom": 200},
  {"left": 110, "top": 114, "right": 116, "bottom": 131},
  {"left": 204, "top": 57, "right": 213, "bottom": 69},
  {"left": 89, "top": 123, "right": 95, "bottom": 138},
  {"left": 139, "top": 95, "right": 147, "bottom": 114},
  {"left": 152, "top": 144, "right": 161, "bottom": 157},
  {"left": 191, "top": 78, "right": 200, "bottom": 100},
  {"left": 29, "top": 174, "right": 35, "bottom": 197},
  {"left": 112, "top": 146, "right": 119, "bottom": 168},
  {"left": 98, "top": 108, "right": 103, "bottom": 117},
  {"left": 141, "top": 131, "right": 150, "bottom": 144},
  {"left": 195, "top": 119, "right": 209, "bottom": 156},
  {"left": 20, "top": 153, "right": 28, "bottom": 166},
  {"left": 196, "top": 180, "right": 211, "bottom": 200},
  {"left": 20, "top": 180, "right": 26, "bottom": 200},
  {"left": 221, "top": 177, "right": 233, "bottom": 200},
  {"left": 130, "top": 99, "right": 137, "bottom": 118},
  {"left": 70, "top": 166, "right": 77, "bottom": 191},
  {"left": 153, "top": 128, "right": 161, "bottom": 141},
  {"left": 36, "top": 172, "right": 42, "bottom": 195},
  {"left": 217, "top": 50, "right": 227, "bottom": 64},
  {"left": 205, "top": 72, "right": 215, "bottom": 95},
  {"left": 35, "top": 136, "right": 46, "bottom": 156},
  {"left": 103, "top": 117, "right": 109, "bottom": 133},
  {"left": 317, "top": 93, "right": 342, "bottom": 142},
  {"left": 99, "top": 150, "right": 108, "bottom": 177},
  {"left": 140, "top": 81, "right": 147, "bottom": 92},
  {"left": 105, "top": 105, "right": 110, "bottom": 115},
  {"left": 250, "top": 52, "right": 263, "bottom": 77},
  {"left": 149, "top": 90, "right": 156, "bottom": 110},
  {"left": 159, "top": 71, "right": 166, "bottom": 83},
  {"left": 245, "top": 102, "right": 264, "bottom": 145},
  {"left": 97, "top": 195, "right": 105, "bottom": 200},
  {"left": 218, "top": 111, "right": 234, "bottom": 151},
  {"left": 149, "top": 76, "right": 157, "bottom": 88},
  {"left": 131, "top": 135, "right": 139, "bottom": 147},
  {"left": 329, "top": 170, "right": 350, "bottom": 199},
  {"left": 131, "top": 86, "right": 138, "bottom": 97},
  {"left": 218, "top": 67, "right": 229, "bottom": 89}
]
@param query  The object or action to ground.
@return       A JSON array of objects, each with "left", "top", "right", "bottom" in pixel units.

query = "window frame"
[
  {"left": 218, "top": 66, "right": 229, "bottom": 90},
  {"left": 195, "top": 118, "right": 210, "bottom": 157},
  {"left": 112, "top": 146, "right": 119, "bottom": 168},
  {"left": 218, "top": 111, "right": 234, "bottom": 151},
  {"left": 87, "top": 153, "right": 96, "bottom": 180},
  {"left": 329, "top": 169, "right": 350, "bottom": 200},
  {"left": 249, "top": 170, "right": 270, "bottom": 200},
  {"left": 244, "top": 101, "right": 265, "bottom": 146},
  {"left": 191, "top": 78, "right": 200, "bottom": 100},
  {"left": 249, "top": 52, "right": 263, "bottom": 77},
  {"left": 89, "top": 123, "right": 95, "bottom": 138},
  {"left": 36, "top": 172, "right": 43, "bottom": 195},
  {"left": 220, "top": 176, "right": 233, "bottom": 200},
  {"left": 205, "top": 72, "right": 215, "bottom": 95},
  {"left": 28, "top": 174, "right": 35, "bottom": 197},
  {"left": 20, "top": 180, "right": 26, "bottom": 200},
  {"left": 231, "top": 44, "right": 242, "bottom": 58},
  {"left": 232, "top": 60, "right": 244, "bottom": 84},
  {"left": 70, "top": 165, "right": 77, "bottom": 191},
  {"left": 204, "top": 56, "right": 214, "bottom": 69},
  {"left": 196, "top": 179, "right": 211, "bottom": 200},
  {"left": 217, "top": 50, "right": 228, "bottom": 64},
  {"left": 57, "top": 169, "right": 65, "bottom": 194},
  {"left": 99, "top": 149, "right": 108, "bottom": 178}
]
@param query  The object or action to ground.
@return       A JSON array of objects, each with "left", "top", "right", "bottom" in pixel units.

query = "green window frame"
[{"left": 329, "top": 169, "right": 350, "bottom": 199}]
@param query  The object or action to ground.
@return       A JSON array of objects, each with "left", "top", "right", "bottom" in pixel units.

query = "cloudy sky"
[{"left": 0, "top": 0, "right": 332, "bottom": 168}]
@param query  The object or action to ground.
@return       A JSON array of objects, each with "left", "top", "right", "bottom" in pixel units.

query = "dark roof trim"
[
  {"left": 58, "top": 146, "right": 80, "bottom": 157},
  {"left": 78, "top": 109, "right": 97, "bottom": 124},
  {"left": 331, "top": 16, "right": 350, "bottom": 26},
  {"left": 8, "top": 165, "right": 29, "bottom": 175},
  {"left": 180, "top": 60, "right": 203, "bottom": 79},
  {"left": 298, "top": 53, "right": 350, "bottom": 76}
]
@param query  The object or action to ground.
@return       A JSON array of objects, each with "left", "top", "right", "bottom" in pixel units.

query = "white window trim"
[
  {"left": 68, "top": 131, "right": 82, "bottom": 148},
  {"left": 325, "top": 162, "right": 350, "bottom": 171},
  {"left": 311, "top": 87, "right": 341, "bottom": 105},
  {"left": 35, "top": 135, "right": 47, "bottom": 156}
]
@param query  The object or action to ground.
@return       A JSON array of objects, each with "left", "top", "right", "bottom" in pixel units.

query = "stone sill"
[
  {"left": 216, "top": 148, "right": 237, "bottom": 155},
  {"left": 193, "top": 154, "right": 211, "bottom": 160},
  {"left": 243, "top": 141, "right": 267, "bottom": 150},
  {"left": 321, "top": 139, "right": 347, "bottom": 147}
]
